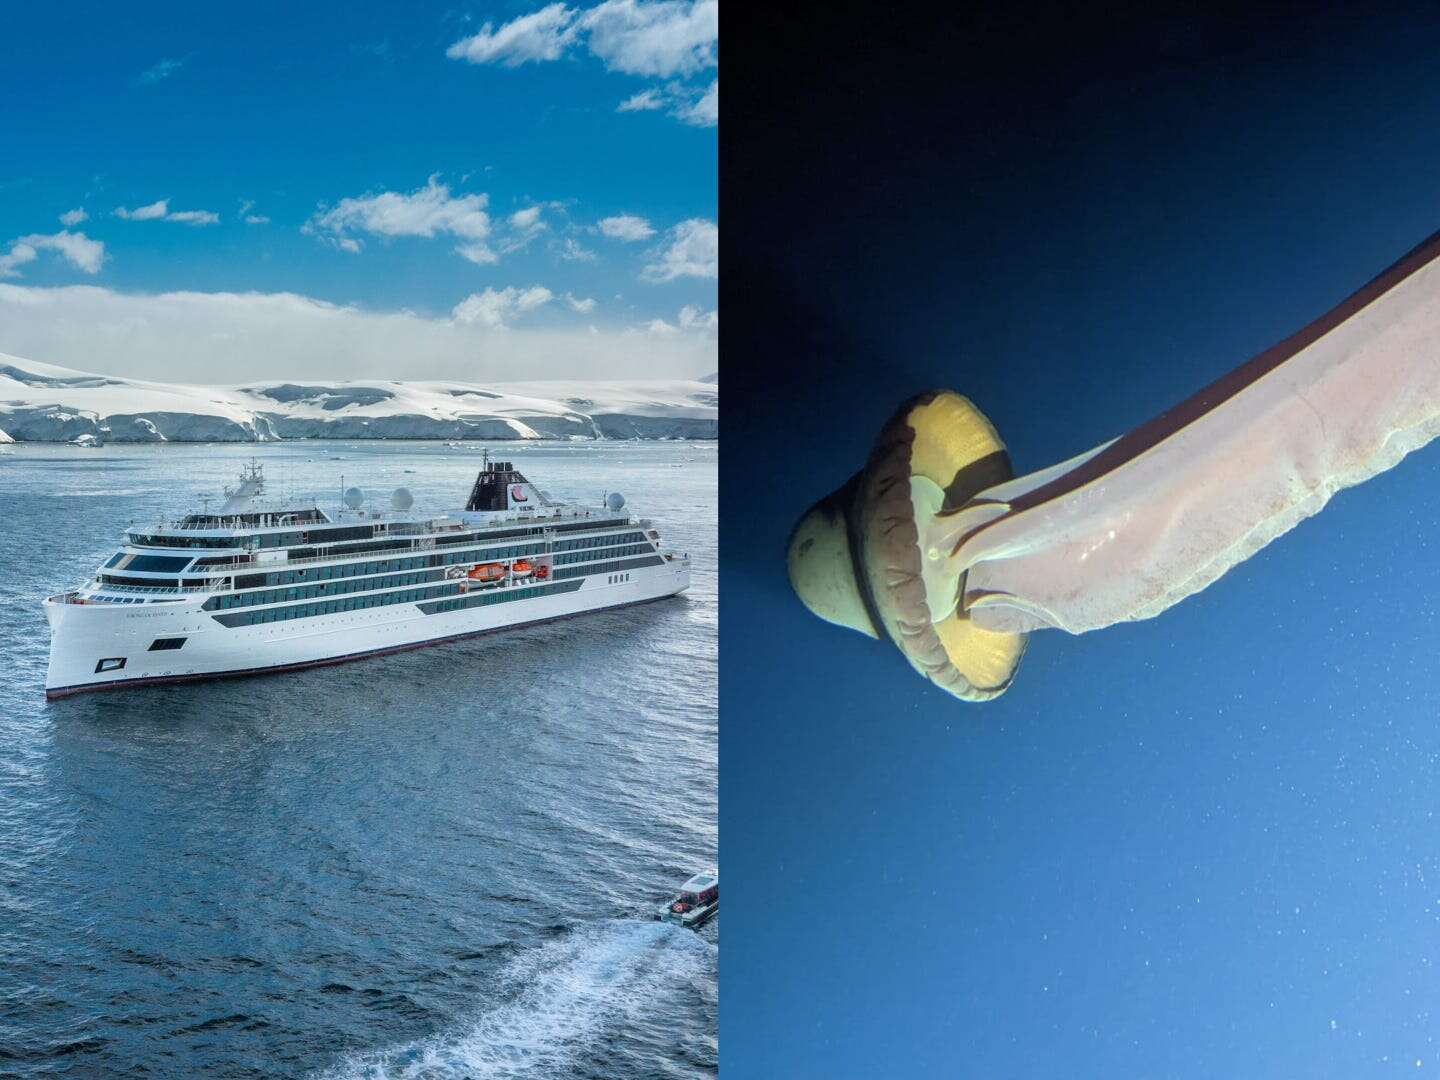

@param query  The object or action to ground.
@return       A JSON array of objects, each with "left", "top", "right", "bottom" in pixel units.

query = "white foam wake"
[{"left": 317, "top": 920, "right": 716, "bottom": 1079}]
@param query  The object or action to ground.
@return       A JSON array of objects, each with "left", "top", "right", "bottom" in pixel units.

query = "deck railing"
[{"left": 89, "top": 578, "right": 229, "bottom": 596}]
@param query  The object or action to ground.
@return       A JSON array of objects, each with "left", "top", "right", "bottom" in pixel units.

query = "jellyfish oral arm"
[{"left": 930, "top": 235, "right": 1440, "bottom": 636}]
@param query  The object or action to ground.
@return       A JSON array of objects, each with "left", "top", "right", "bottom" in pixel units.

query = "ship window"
[
  {"left": 118, "top": 554, "right": 193, "bottom": 574},
  {"left": 148, "top": 637, "right": 186, "bottom": 652},
  {"left": 94, "top": 657, "right": 126, "bottom": 673}
]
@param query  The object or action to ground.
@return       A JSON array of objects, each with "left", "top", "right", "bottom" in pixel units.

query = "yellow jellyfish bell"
[{"left": 788, "top": 391, "right": 1027, "bottom": 701}]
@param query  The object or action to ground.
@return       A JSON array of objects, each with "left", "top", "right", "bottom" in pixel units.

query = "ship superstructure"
[{"left": 43, "top": 456, "right": 690, "bottom": 698}]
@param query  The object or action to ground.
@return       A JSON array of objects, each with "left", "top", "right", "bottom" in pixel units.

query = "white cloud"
[
  {"left": 645, "top": 317, "right": 678, "bottom": 334},
  {"left": 616, "top": 79, "right": 716, "bottom": 126},
  {"left": 134, "top": 57, "right": 184, "bottom": 86},
  {"left": 565, "top": 292, "right": 597, "bottom": 313},
  {"left": 59, "top": 208, "right": 87, "bottom": 226},
  {"left": 167, "top": 209, "right": 221, "bottom": 225},
  {"left": 448, "top": 2, "right": 718, "bottom": 128},
  {"left": 675, "top": 78, "right": 717, "bottom": 126},
  {"left": 115, "top": 199, "right": 169, "bottom": 221},
  {"left": 0, "top": 244, "right": 37, "bottom": 277},
  {"left": 239, "top": 199, "right": 270, "bottom": 225},
  {"left": 643, "top": 218, "right": 716, "bottom": 281},
  {"left": 598, "top": 213, "right": 655, "bottom": 241},
  {"left": 445, "top": 2, "right": 578, "bottom": 67},
  {"left": 0, "top": 283, "right": 715, "bottom": 381},
  {"left": 306, "top": 176, "right": 494, "bottom": 263},
  {"left": 114, "top": 198, "right": 219, "bottom": 225},
  {"left": 498, "top": 204, "right": 549, "bottom": 255},
  {"left": 678, "top": 303, "right": 717, "bottom": 333},
  {"left": 557, "top": 236, "right": 597, "bottom": 261},
  {"left": 617, "top": 88, "right": 664, "bottom": 112},
  {"left": 456, "top": 242, "right": 498, "bottom": 265},
  {"left": 448, "top": 1, "right": 717, "bottom": 80},
  {"left": 451, "top": 285, "right": 554, "bottom": 328},
  {"left": 579, "top": 0, "right": 717, "bottom": 77},
  {"left": 0, "top": 231, "right": 105, "bottom": 278}
]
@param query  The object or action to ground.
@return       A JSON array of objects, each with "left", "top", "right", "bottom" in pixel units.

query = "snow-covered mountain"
[{"left": 0, "top": 353, "right": 717, "bottom": 443}]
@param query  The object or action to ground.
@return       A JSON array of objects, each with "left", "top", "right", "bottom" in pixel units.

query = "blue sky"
[{"left": 0, "top": 1, "right": 717, "bottom": 381}]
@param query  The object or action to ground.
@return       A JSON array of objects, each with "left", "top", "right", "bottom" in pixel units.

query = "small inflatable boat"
[{"left": 658, "top": 870, "right": 718, "bottom": 928}]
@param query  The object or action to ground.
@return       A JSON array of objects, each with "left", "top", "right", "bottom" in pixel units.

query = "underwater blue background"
[{"left": 724, "top": 7, "right": 1440, "bottom": 1076}]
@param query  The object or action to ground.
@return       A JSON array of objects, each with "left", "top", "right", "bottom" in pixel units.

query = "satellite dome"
[
  {"left": 391, "top": 486, "right": 414, "bottom": 510},
  {"left": 606, "top": 491, "right": 626, "bottom": 511},
  {"left": 343, "top": 486, "right": 365, "bottom": 509}
]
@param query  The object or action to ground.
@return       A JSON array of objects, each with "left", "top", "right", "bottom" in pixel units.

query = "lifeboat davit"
[
  {"left": 467, "top": 562, "right": 505, "bottom": 583},
  {"left": 511, "top": 559, "right": 533, "bottom": 578}
]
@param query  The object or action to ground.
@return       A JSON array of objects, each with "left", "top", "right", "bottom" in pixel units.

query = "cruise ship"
[{"left": 43, "top": 456, "right": 691, "bottom": 698}]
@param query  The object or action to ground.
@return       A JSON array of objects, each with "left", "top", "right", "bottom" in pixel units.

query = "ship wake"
[{"left": 317, "top": 919, "right": 716, "bottom": 1079}]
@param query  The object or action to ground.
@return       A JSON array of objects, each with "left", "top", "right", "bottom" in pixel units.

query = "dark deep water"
[{"left": 0, "top": 441, "right": 716, "bottom": 1078}]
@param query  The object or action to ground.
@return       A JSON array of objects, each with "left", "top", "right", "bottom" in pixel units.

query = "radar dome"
[
  {"left": 606, "top": 491, "right": 626, "bottom": 511},
  {"left": 343, "top": 486, "right": 365, "bottom": 509},
  {"left": 391, "top": 486, "right": 414, "bottom": 510}
]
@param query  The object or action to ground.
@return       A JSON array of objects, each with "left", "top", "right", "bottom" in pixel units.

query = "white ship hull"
[{"left": 45, "top": 559, "right": 689, "bottom": 699}]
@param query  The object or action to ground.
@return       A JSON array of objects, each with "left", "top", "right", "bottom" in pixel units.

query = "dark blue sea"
[{"left": 0, "top": 440, "right": 716, "bottom": 1079}]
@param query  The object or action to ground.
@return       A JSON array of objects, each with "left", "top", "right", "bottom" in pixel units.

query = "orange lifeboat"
[
  {"left": 511, "top": 559, "right": 533, "bottom": 578},
  {"left": 533, "top": 564, "right": 550, "bottom": 580},
  {"left": 467, "top": 562, "right": 505, "bottom": 584}
]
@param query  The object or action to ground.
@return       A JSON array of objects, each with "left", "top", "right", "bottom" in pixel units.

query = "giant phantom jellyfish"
[{"left": 788, "top": 229, "right": 1440, "bottom": 701}]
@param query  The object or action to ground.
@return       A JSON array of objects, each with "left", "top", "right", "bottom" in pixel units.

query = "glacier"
[{"left": 0, "top": 353, "right": 717, "bottom": 443}]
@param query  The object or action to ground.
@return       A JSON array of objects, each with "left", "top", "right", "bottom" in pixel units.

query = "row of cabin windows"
[
  {"left": 607, "top": 573, "right": 631, "bottom": 584},
  {"left": 553, "top": 555, "right": 665, "bottom": 581},
  {"left": 432, "top": 519, "right": 622, "bottom": 547},
  {"left": 201, "top": 531, "right": 637, "bottom": 573},
  {"left": 419, "top": 580, "right": 580, "bottom": 616},
  {"left": 270, "top": 521, "right": 624, "bottom": 561},
  {"left": 436, "top": 525, "right": 548, "bottom": 546},
  {"left": 212, "top": 583, "right": 458, "bottom": 627},
  {"left": 230, "top": 544, "right": 544, "bottom": 590},
  {"left": 207, "top": 568, "right": 446, "bottom": 610},
  {"left": 235, "top": 555, "right": 434, "bottom": 590},
  {"left": 224, "top": 536, "right": 635, "bottom": 591},
  {"left": 199, "top": 538, "right": 550, "bottom": 575},
  {"left": 554, "top": 543, "right": 652, "bottom": 566},
  {"left": 436, "top": 542, "right": 546, "bottom": 565},
  {"left": 554, "top": 531, "right": 646, "bottom": 553}
]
